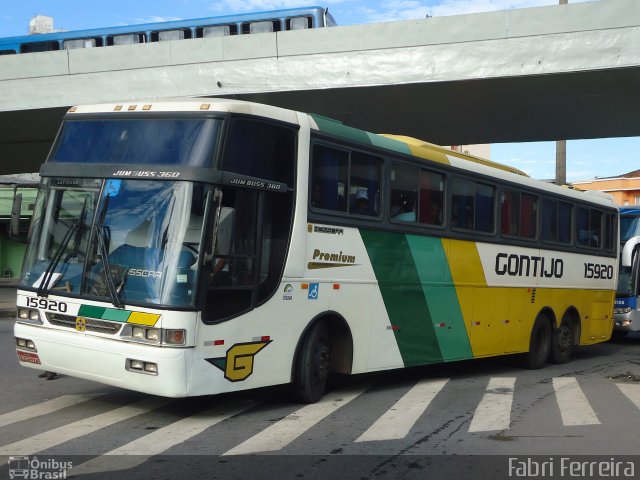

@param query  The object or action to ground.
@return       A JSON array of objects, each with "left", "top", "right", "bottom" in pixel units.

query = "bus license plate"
[{"left": 16, "top": 350, "right": 41, "bottom": 365}]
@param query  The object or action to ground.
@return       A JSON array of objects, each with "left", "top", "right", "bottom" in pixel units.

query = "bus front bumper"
[{"left": 14, "top": 322, "right": 193, "bottom": 397}]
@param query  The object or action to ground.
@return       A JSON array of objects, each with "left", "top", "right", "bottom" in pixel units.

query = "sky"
[{"left": 1, "top": 0, "right": 638, "bottom": 182}]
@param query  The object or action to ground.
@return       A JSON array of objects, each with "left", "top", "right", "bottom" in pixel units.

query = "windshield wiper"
[
  {"left": 96, "top": 224, "right": 124, "bottom": 309},
  {"left": 37, "top": 222, "right": 78, "bottom": 297}
]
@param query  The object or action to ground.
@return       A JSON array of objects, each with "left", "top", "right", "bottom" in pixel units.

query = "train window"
[
  {"left": 111, "top": 34, "right": 145, "bottom": 46},
  {"left": 21, "top": 41, "right": 59, "bottom": 53},
  {"left": 64, "top": 38, "right": 98, "bottom": 50},
  {"left": 288, "top": 17, "right": 311, "bottom": 30},
  {"left": 155, "top": 30, "right": 190, "bottom": 42},
  {"left": 244, "top": 21, "right": 279, "bottom": 34},
  {"left": 201, "top": 25, "right": 233, "bottom": 37},
  {"left": 0, "top": 50, "right": 17, "bottom": 55}
]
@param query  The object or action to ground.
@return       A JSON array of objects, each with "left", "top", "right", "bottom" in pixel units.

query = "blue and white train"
[{"left": 0, "top": 6, "right": 336, "bottom": 55}]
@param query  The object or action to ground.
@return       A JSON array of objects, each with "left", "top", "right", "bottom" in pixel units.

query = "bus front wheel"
[
  {"left": 293, "top": 322, "right": 331, "bottom": 403},
  {"left": 524, "top": 315, "right": 551, "bottom": 369}
]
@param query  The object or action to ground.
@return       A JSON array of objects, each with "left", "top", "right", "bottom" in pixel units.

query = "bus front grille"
[{"left": 47, "top": 314, "right": 123, "bottom": 335}]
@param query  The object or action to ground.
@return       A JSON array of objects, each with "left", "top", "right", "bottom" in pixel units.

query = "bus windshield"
[
  {"left": 50, "top": 118, "right": 222, "bottom": 167},
  {"left": 621, "top": 215, "right": 640, "bottom": 243},
  {"left": 20, "top": 178, "right": 207, "bottom": 308}
]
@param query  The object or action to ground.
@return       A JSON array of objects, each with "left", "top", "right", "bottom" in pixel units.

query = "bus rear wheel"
[
  {"left": 550, "top": 320, "right": 574, "bottom": 364},
  {"left": 524, "top": 315, "right": 551, "bottom": 369},
  {"left": 293, "top": 322, "right": 331, "bottom": 403}
]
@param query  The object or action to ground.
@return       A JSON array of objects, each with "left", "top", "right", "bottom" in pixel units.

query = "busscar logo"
[
  {"left": 307, "top": 248, "right": 357, "bottom": 269},
  {"left": 205, "top": 340, "right": 271, "bottom": 382}
]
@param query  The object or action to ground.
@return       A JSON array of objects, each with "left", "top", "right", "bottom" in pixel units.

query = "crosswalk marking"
[
  {"left": 2, "top": 376, "right": 637, "bottom": 462},
  {"left": 0, "top": 394, "right": 102, "bottom": 428},
  {"left": 0, "top": 397, "right": 172, "bottom": 459},
  {"left": 553, "top": 377, "right": 600, "bottom": 426},
  {"left": 616, "top": 383, "right": 640, "bottom": 410},
  {"left": 223, "top": 388, "right": 364, "bottom": 455},
  {"left": 355, "top": 378, "right": 449, "bottom": 442},
  {"left": 468, "top": 377, "right": 516, "bottom": 433},
  {"left": 70, "top": 401, "right": 256, "bottom": 476}
]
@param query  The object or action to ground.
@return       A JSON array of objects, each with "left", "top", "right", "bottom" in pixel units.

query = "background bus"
[
  {"left": 14, "top": 99, "right": 618, "bottom": 403},
  {"left": 614, "top": 207, "right": 640, "bottom": 337}
]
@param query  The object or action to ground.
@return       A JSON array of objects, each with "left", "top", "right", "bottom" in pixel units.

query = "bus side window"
[
  {"left": 310, "top": 144, "right": 348, "bottom": 212},
  {"left": 348, "top": 151, "right": 381, "bottom": 217},
  {"left": 390, "top": 163, "right": 418, "bottom": 222}
]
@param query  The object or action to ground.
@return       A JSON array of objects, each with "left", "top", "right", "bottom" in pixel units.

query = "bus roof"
[{"left": 64, "top": 98, "right": 616, "bottom": 210}]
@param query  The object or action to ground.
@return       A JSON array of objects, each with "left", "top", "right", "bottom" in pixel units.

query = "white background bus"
[{"left": 15, "top": 99, "right": 618, "bottom": 403}]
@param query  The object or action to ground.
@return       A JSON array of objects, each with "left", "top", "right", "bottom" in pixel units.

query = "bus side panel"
[
  {"left": 405, "top": 234, "right": 473, "bottom": 361},
  {"left": 360, "top": 229, "right": 444, "bottom": 367}
]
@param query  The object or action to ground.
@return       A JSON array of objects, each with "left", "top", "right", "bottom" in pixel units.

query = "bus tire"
[
  {"left": 293, "top": 322, "right": 331, "bottom": 403},
  {"left": 550, "top": 320, "right": 574, "bottom": 364},
  {"left": 524, "top": 315, "right": 551, "bottom": 369}
]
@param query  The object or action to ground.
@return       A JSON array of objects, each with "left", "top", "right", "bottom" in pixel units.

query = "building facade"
[{"left": 572, "top": 170, "right": 640, "bottom": 206}]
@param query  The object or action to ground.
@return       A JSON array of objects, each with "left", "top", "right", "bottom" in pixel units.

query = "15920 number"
[
  {"left": 583, "top": 263, "right": 613, "bottom": 279},
  {"left": 25, "top": 297, "right": 68, "bottom": 313}
]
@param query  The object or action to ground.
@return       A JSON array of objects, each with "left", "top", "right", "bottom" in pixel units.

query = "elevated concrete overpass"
[{"left": 0, "top": 0, "right": 639, "bottom": 174}]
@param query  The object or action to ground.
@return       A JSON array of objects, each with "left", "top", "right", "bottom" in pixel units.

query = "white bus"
[{"left": 15, "top": 99, "right": 618, "bottom": 403}]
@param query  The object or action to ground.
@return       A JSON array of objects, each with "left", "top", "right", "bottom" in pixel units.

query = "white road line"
[
  {"left": 468, "top": 377, "right": 516, "bottom": 433},
  {"left": 0, "top": 397, "right": 172, "bottom": 458},
  {"left": 616, "top": 383, "right": 640, "bottom": 410},
  {"left": 70, "top": 401, "right": 256, "bottom": 476},
  {"left": 0, "top": 394, "right": 102, "bottom": 428},
  {"left": 553, "top": 377, "right": 600, "bottom": 426},
  {"left": 223, "top": 389, "right": 364, "bottom": 455},
  {"left": 355, "top": 378, "right": 449, "bottom": 442}
]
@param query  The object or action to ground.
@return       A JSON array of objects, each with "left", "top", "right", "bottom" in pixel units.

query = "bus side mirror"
[
  {"left": 9, "top": 193, "right": 23, "bottom": 240},
  {"left": 621, "top": 236, "right": 640, "bottom": 267}
]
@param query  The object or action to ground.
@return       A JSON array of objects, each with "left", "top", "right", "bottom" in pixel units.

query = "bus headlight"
[
  {"left": 122, "top": 325, "right": 186, "bottom": 346},
  {"left": 17, "top": 308, "right": 43, "bottom": 324},
  {"left": 132, "top": 327, "right": 147, "bottom": 339},
  {"left": 126, "top": 358, "right": 158, "bottom": 375},
  {"left": 16, "top": 337, "right": 37, "bottom": 351},
  {"left": 145, "top": 329, "right": 160, "bottom": 342}
]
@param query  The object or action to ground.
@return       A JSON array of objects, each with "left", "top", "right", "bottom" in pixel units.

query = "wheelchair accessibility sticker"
[{"left": 308, "top": 283, "right": 319, "bottom": 300}]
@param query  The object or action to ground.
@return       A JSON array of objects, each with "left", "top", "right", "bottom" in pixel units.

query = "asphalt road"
[{"left": 1, "top": 316, "right": 639, "bottom": 480}]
